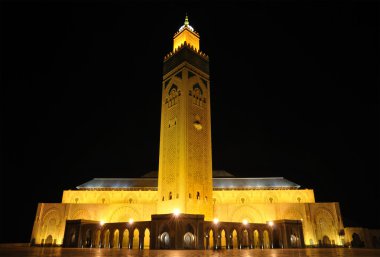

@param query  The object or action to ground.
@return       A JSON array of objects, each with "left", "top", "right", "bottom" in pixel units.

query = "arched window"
[{"left": 169, "top": 192, "right": 172, "bottom": 200}]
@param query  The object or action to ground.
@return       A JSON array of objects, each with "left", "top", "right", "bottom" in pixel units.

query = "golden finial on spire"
[{"left": 184, "top": 14, "right": 189, "bottom": 26}]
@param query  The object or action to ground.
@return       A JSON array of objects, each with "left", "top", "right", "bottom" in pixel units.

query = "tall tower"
[{"left": 157, "top": 16, "right": 213, "bottom": 220}]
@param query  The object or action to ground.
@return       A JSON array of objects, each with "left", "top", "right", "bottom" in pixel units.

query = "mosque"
[{"left": 30, "top": 16, "right": 379, "bottom": 249}]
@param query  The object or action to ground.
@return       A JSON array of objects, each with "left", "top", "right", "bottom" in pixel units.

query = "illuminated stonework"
[
  {"left": 30, "top": 16, "right": 372, "bottom": 249},
  {"left": 157, "top": 15, "right": 212, "bottom": 220},
  {"left": 173, "top": 15, "right": 200, "bottom": 51}
]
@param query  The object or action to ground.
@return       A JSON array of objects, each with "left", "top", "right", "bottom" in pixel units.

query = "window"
[
  {"left": 196, "top": 192, "right": 200, "bottom": 200},
  {"left": 169, "top": 192, "right": 172, "bottom": 200}
]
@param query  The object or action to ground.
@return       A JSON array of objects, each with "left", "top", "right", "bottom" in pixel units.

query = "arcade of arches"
[{"left": 62, "top": 215, "right": 304, "bottom": 249}]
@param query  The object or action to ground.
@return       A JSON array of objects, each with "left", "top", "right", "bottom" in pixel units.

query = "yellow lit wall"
[
  {"left": 30, "top": 201, "right": 157, "bottom": 246},
  {"left": 157, "top": 65, "right": 213, "bottom": 220},
  {"left": 32, "top": 190, "right": 343, "bottom": 247},
  {"left": 212, "top": 189, "right": 315, "bottom": 204},
  {"left": 62, "top": 190, "right": 157, "bottom": 204},
  {"left": 213, "top": 201, "right": 344, "bottom": 247},
  {"left": 173, "top": 28, "right": 200, "bottom": 51}
]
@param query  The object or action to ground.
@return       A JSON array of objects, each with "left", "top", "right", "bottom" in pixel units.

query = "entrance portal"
[
  {"left": 160, "top": 232, "right": 170, "bottom": 249},
  {"left": 183, "top": 232, "right": 195, "bottom": 249}
]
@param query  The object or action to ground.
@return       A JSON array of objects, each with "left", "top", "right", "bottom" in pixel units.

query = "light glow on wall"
[{"left": 173, "top": 208, "right": 180, "bottom": 217}]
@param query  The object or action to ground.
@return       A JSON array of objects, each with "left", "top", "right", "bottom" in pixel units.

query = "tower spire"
[
  {"left": 174, "top": 15, "right": 199, "bottom": 51},
  {"left": 184, "top": 13, "right": 189, "bottom": 26}
]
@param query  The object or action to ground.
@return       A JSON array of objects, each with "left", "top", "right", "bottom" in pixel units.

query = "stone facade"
[{"left": 31, "top": 189, "right": 344, "bottom": 248}]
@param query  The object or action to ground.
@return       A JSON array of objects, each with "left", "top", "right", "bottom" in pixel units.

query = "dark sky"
[{"left": 1, "top": 1, "right": 379, "bottom": 243}]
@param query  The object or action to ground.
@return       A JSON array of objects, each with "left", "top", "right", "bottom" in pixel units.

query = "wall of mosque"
[
  {"left": 212, "top": 189, "right": 315, "bottom": 204},
  {"left": 61, "top": 190, "right": 157, "bottom": 204},
  {"left": 30, "top": 202, "right": 157, "bottom": 246},
  {"left": 213, "top": 202, "right": 344, "bottom": 247},
  {"left": 32, "top": 189, "right": 344, "bottom": 247}
]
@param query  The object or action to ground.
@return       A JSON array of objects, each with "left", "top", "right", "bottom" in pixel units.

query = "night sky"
[{"left": 1, "top": 1, "right": 379, "bottom": 243}]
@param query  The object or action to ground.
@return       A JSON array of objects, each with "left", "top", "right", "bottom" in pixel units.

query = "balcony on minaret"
[{"left": 173, "top": 15, "right": 200, "bottom": 51}]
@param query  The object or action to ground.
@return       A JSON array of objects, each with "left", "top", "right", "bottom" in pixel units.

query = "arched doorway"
[
  {"left": 263, "top": 230, "right": 270, "bottom": 248},
  {"left": 94, "top": 230, "right": 101, "bottom": 248},
  {"left": 183, "top": 224, "right": 195, "bottom": 249},
  {"left": 103, "top": 229, "right": 110, "bottom": 248},
  {"left": 232, "top": 229, "right": 238, "bottom": 249},
  {"left": 122, "top": 229, "right": 129, "bottom": 248},
  {"left": 242, "top": 229, "right": 249, "bottom": 248},
  {"left": 85, "top": 229, "right": 92, "bottom": 247},
  {"left": 160, "top": 232, "right": 170, "bottom": 249},
  {"left": 45, "top": 235, "right": 53, "bottom": 246},
  {"left": 322, "top": 235, "right": 331, "bottom": 247},
  {"left": 184, "top": 232, "right": 195, "bottom": 249},
  {"left": 132, "top": 228, "right": 139, "bottom": 249},
  {"left": 221, "top": 230, "right": 226, "bottom": 249},
  {"left": 143, "top": 228, "right": 150, "bottom": 249},
  {"left": 209, "top": 230, "right": 214, "bottom": 249},
  {"left": 113, "top": 229, "right": 119, "bottom": 248},
  {"left": 253, "top": 230, "right": 260, "bottom": 248}
]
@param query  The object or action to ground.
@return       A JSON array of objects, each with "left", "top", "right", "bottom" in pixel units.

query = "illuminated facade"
[{"left": 31, "top": 16, "right": 375, "bottom": 249}]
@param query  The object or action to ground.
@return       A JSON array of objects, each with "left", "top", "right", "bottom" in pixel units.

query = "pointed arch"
[
  {"left": 113, "top": 229, "right": 119, "bottom": 248},
  {"left": 232, "top": 229, "right": 238, "bottom": 249},
  {"left": 242, "top": 229, "right": 249, "bottom": 248},
  {"left": 103, "top": 229, "right": 110, "bottom": 248},
  {"left": 221, "top": 229, "right": 226, "bottom": 249},
  {"left": 209, "top": 229, "right": 214, "bottom": 249},
  {"left": 122, "top": 229, "right": 130, "bottom": 248},
  {"left": 41, "top": 208, "right": 61, "bottom": 245},
  {"left": 143, "top": 228, "right": 150, "bottom": 249},
  {"left": 132, "top": 228, "right": 139, "bottom": 249},
  {"left": 253, "top": 230, "right": 260, "bottom": 248},
  {"left": 94, "top": 230, "right": 101, "bottom": 248},
  {"left": 263, "top": 230, "right": 270, "bottom": 248}
]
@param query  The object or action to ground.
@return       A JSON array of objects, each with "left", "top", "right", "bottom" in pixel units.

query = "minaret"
[{"left": 157, "top": 16, "right": 213, "bottom": 220}]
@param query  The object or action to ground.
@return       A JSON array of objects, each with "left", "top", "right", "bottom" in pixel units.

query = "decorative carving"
[
  {"left": 109, "top": 206, "right": 140, "bottom": 223},
  {"left": 70, "top": 209, "right": 91, "bottom": 220},
  {"left": 230, "top": 206, "right": 264, "bottom": 223}
]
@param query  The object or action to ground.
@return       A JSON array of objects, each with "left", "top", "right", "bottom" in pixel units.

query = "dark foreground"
[{"left": 0, "top": 246, "right": 380, "bottom": 257}]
